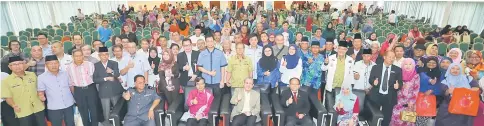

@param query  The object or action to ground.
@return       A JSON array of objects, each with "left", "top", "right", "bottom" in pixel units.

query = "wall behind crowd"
[{"left": 0, "top": 1, "right": 126, "bottom": 35}]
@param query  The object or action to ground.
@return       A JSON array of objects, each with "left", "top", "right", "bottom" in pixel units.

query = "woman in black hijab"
[
  {"left": 257, "top": 45, "right": 281, "bottom": 91},
  {"left": 148, "top": 47, "right": 161, "bottom": 87}
]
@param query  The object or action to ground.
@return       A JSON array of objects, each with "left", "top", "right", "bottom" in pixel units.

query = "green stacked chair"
[
  {"left": 137, "top": 27, "right": 143, "bottom": 33},
  {"left": 460, "top": 43, "right": 470, "bottom": 53},
  {"left": 136, "top": 31, "right": 142, "bottom": 37},
  {"left": 26, "top": 28, "right": 33, "bottom": 37},
  {"left": 61, "top": 25, "right": 68, "bottom": 31},
  {"left": 289, "top": 27, "right": 296, "bottom": 33},
  {"left": 72, "top": 31, "right": 81, "bottom": 36},
  {"left": 105, "top": 41, "right": 113, "bottom": 48},
  {"left": 88, "top": 22, "right": 95, "bottom": 28},
  {"left": 474, "top": 38, "right": 483, "bottom": 44},
  {"left": 19, "top": 36, "right": 29, "bottom": 41},
  {"left": 22, "top": 32, "right": 31, "bottom": 38},
  {"left": 384, "top": 29, "right": 392, "bottom": 36},
  {"left": 298, "top": 27, "right": 306, "bottom": 32},
  {"left": 56, "top": 29, "right": 64, "bottom": 36},
  {"left": 82, "top": 31, "right": 90, "bottom": 37},
  {"left": 303, "top": 32, "right": 312, "bottom": 38},
  {"left": 48, "top": 29, "right": 55, "bottom": 37},
  {"left": 392, "top": 29, "right": 400, "bottom": 34},
  {"left": 19, "top": 40, "right": 27, "bottom": 48},
  {"left": 473, "top": 43, "right": 484, "bottom": 50},
  {"left": 92, "top": 31, "right": 99, "bottom": 40},
  {"left": 64, "top": 32, "right": 71, "bottom": 36},
  {"left": 114, "top": 28, "right": 121, "bottom": 36},
  {"left": 377, "top": 36, "right": 386, "bottom": 43},
  {"left": 46, "top": 25, "right": 53, "bottom": 29},
  {"left": 425, "top": 42, "right": 433, "bottom": 47},
  {"left": 143, "top": 30, "right": 151, "bottom": 36},
  {"left": 8, "top": 36, "right": 17, "bottom": 41},
  {"left": 33, "top": 28, "right": 41, "bottom": 36},
  {"left": 152, "top": 27, "right": 161, "bottom": 32},
  {"left": 78, "top": 28, "right": 86, "bottom": 33},
  {"left": 23, "top": 48, "right": 31, "bottom": 57},
  {"left": 19, "top": 31, "right": 25, "bottom": 37},
  {"left": 84, "top": 35, "right": 93, "bottom": 45},
  {"left": 375, "top": 29, "right": 383, "bottom": 37},
  {"left": 437, "top": 42, "right": 447, "bottom": 56},
  {"left": 470, "top": 33, "right": 478, "bottom": 43},
  {"left": 143, "top": 27, "right": 151, "bottom": 31},
  {"left": 481, "top": 50, "right": 484, "bottom": 59},
  {"left": 31, "top": 40, "right": 39, "bottom": 46},
  {"left": 1, "top": 36, "right": 9, "bottom": 47},
  {"left": 68, "top": 25, "right": 75, "bottom": 32},
  {"left": 63, "top": 41, "right": 73, "bottom": 53},
  {"left": 6, "top": 32, "right": 14, "bottom": 36},
  {"left": 448, "top": 43, "right": 459, "bottom": 49},
  {"left": 163, "top": 32, "right": 170, "bottom": 39},
  {"left": 82, "top": 22, "right": 88, "bottom": 29},
  {"left": 144, "top": 35, "right": 152, "bottom": 40},
  {"left": 53, "top": 35, "right": 62, "bottom": 42}
]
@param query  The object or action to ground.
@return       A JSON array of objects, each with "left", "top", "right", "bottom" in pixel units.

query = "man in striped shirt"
[{"left": 66, "top": 49, "right": 101, "bottom": 126}]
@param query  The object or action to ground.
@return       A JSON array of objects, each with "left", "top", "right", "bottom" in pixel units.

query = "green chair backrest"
[
  {"left": 1, "top": 36, "right": 8, "bottom": 46},
  {"left": 473, "top": 43, "right": 484, "bottom": 50},
  {"left": 63, "top": 41, "right": 73, "bottom": 53},
  {"left": 448, "top": 43, "right": 459, "bottom": 50}
]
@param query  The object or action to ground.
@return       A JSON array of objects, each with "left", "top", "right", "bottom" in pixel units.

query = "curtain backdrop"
[
  {"left": 1, "top": 1, "right": 126, "bottom": 36},
  {"left": 384, "top": 1, "right": 484, "bottom": 33}
]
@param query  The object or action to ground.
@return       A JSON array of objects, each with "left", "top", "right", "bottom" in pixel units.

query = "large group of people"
[{"left": 2, "top": 1, "right": 484, "bottom": 126}]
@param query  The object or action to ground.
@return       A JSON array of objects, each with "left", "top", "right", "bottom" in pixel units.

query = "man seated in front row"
[
  {"left": 122, "top": 75, "right": 161, "bottom": 126},
  {"left": 230, "top": 78, "right": 261, "bottom": 126},
  {"left": 281, "top": 78, "right": 315, "bottom": 126}
]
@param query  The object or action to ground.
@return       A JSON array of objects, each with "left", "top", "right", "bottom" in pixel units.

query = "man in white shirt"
[
  {"left": 245, "top": 34, "right": 263, "bottom": 81},
  {"left": 388, "top": 10, "right": 396, "bottom": 26},
  {"left": 352, "top": 49, "right": 375, "bottom": 92},
  {"left": 367, "top": 5, "right": 375, "bottom": 15},
  {"left": 77, "top": 9, "right": 85, "bottom": 21},
  {"left": 189, "top": 25, "right": 205, "bottom": 45},
  {"left": 393, "top": 45, "right": 405, "bottom": 67},
  {"left": 51, "top": 42, "right": 72, "bottom": 71},
  {"left": 136, "top": 39, "right": 150, "bottom": 59}
]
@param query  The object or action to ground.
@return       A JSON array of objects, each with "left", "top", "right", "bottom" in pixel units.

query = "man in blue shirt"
[
  {"left": 98, "top": 20, "right": 112, "bottom": 43},
  {"left": 122, "top": 75, "right": 160, "bottom": 126},
  {"left": 197, "top": 35, "right": 228, "bottom": 96},
  {"left": 311, "top": 28, "right": 326, "bottom": 51}
]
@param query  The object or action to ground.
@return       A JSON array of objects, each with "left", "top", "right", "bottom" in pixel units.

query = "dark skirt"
[{"left": 435, "top": 99, "right": 474, "bottom": 126}]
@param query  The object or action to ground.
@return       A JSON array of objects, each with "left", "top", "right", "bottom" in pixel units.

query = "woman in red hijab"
[
  {"left": 408, "top": 26, "right": 423, "bottom": 39},
  {"left": 379, "top": 34, "right": 399, "bottom": 55}
]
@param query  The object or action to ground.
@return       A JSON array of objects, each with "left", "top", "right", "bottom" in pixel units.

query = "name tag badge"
[
  {"left": 391, "top": 71, "right": 395, "bottom": 73},
  {"left": 144, "top": 94, "right": 152, "bottom": 97}
]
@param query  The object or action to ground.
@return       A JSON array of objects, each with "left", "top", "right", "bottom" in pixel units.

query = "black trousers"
[
  {"left": 369, "top": 94, "right": 394, "bottom": 126},
  {"left": 187, "top": 118, "right": 208, "bottom": 126},
  {"left": 47, "top": 105, "right": 75, "bottom": 126},
  {"left": 1, "top": 101, "right": 19, "bottom": 126},
  {"left": 18, "top": 111, "right": 46, "bottom": 126},
  {"left": 206, "top": 83, "right": 222, "bottom": 96},
  {"left": 232, "top": 114, "right": 257, "bottom": 126},
  {"left": 285, "top": 115, "right": 314, "bottom": 126},
  {"left": 74, "top": 84, "right": 100, "bottom": 126}
]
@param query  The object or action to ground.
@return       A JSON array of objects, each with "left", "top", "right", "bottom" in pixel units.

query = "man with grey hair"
[
  {"left": 123, "top": 42, "right": 150, "bottom": 88},
  {"left": 230, "top": 78, "right": 260, "bottom": 126},
  {"left": 272, "top": 34, "right": 289, "bottom": 60},
  {"left": 27, "top": 46, "right": 46, "bottom": 76},
  {"left": 80, "top": 44, "right": 99, "bottom": 63}
]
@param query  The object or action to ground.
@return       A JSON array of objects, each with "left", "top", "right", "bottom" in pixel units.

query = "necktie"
[
  {"left": 293, "top": 92, "right": 298, "bottom": 116},
  {"left": 382, "top": 67, "right": 389, "bottom": 92}
]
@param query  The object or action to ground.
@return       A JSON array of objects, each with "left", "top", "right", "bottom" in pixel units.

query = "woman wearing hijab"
[
  {"left": 148, "top": 47, "right": 161, "bottom": 87},
  {"left": 447, "top": 48, "right": 462, "bottom": 63},
  {"left": 322, "top": 23, "right": 336, "bottom": 40},
  {"left": 279, "top": 45, "right": 302, "bottom": 87},
  {"left": 150, "top": 30, "right": 160, "bottom": 46},
  {"left": 416, "top": 56, "right": 443, "bottom": 125},
  {"left": 158, "top": 50, "right": 181, "bottom": 104},
  {"left": 440, "top": 57, "right": 453, "bottom": 79},
  {"left": 334, "top": 84, "right": 359, "bottom": 126},
  {"left": 390, "top": 58, "right": 420, "bottom": 126},
  {"left": 423, "top": 44, "right": 442, "bottom": 61},
  {"left": 435, "top": 63, "right": 481, "bottom": 126},
  {"left": 408, "top": 26, "right": 423, "bottom": 39},
  {"left": 178, "top": 18, "right": 190, "bottom": 37},
  {"left": 169, "top": 20, "right": 180, "bottom": 33},
  {"left": 464, "top": 50, "right": 484, "bottom": 80},
  {"left": 403, "top": 38, "right": 415, "bottom": 58},
  {"left": 257, "top": 45, "right": 281, "bottom": 90},
  {"left": 431, "top": 28, "right": 441, "bottom": 39}
]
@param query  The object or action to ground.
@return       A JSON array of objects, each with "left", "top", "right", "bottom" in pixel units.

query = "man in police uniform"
[
  {"left": 122, "top": 75, "right": 161, "bottom": 126},
  {"left": 1, "top": 56, "right": 46, "bottom": 126}
]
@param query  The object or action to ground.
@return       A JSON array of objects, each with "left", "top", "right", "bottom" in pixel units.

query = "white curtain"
[
  {"left": 1, "top": 1, "right": 126, "bottom": 36},
  {"left": 383, "top": 1, "right": 447, "bottom": 26},
  {"left": 447, "top": 2, "right": 484, "bottom": 33}
]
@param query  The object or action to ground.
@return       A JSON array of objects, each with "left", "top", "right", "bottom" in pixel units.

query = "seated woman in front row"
[
  {"left": 334, "top": 84, "right": 359, "bottom": 126},
  {"left": 186, "top": 77, "right": 214, "bottom": 126}
]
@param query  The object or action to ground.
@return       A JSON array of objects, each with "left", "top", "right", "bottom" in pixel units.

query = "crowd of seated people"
[{"left": 2, "top": 1, "right": 484, "bottom": 126}]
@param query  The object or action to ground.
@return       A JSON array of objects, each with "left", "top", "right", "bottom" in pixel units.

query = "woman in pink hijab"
[
  {"left": 446, "top": 48, "right": 462, "bottom": 63},
  {"left": 390, "top": 58, "right": 420, "bottom": 126}
]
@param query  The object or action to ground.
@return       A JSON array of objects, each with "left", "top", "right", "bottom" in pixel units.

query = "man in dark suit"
[
  {"left": 281, "top": 78, "right": 315, "bottom": 126},
  {"left": 346, "top": 33, "right": 363, "bottom": 61},
  {"left": 368, "top": 51, "right": 403, "bottom": 126},
  {"left": 177, "top": 38, "right": 200, "bottom": 86},
  {"left": 93, "top": 47, "right": 125, "bottom": 126}
]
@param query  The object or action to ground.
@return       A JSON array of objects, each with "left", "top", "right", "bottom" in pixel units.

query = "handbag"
[
  {"left": 400, "top": 110, "right": 417, "bottom": 122},
  {"left": 449, "top": 88, "right": 479, "bottom": 116},
  {"left": 416, "top": 92, "right": 437, "bottom": 116}
]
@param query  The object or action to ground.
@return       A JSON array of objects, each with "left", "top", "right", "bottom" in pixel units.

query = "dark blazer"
[
  {"left": 280, "top": 89, "right": 311, "bottom": 117},
  {"left": 176, "top": 51, "right": 200, "bottom": 86},
  {"left": 368, "top": 64, "right": 403, "bottom": 105},
  {"left": 346, "top": 47, "right": 363, "bottom": 61},
  {"left": 320, "top": 50, "right": 337, "bottom": 59},
  {"left": 93, "top": 60, "right": 124, "bottom": 98},
  {"left": 158, "top": 64, "right": 181, "bottom": 94},
  {"left": 120, "top": 32, "right": 138, "bottom": 45}
]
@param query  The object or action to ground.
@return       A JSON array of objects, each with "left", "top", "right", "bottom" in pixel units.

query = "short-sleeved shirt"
[
  {"left": 227, "top": 56, "right": 253, "bottom": 88},
  {"left": 124, "top": 87, "right": 160, "bottom": 122},
  {"left": 1, "top": 72, "right": 45, "bottom": 118},
  {"left": 42, "top": 45, "right": 53, "bottom": 57},
  {"left": 311, "top": 37, "right": 326, "bottom": 47},
  {"left": 111, "top": 57, "right": 129, "bottom": 89},
  {"left": 245, "top": 46, "right": 263, "bottom": 79},
  {"left": 27, "top": 57, "right": 46, "bottom": 76},
  {"left": 126, "top": 53, "right": 151, "bottom": 88},
  {"left": 197, "top": 48, "right": 228, "bottom": 84},
  {"left": 97, "top": 27, "right": 112, "bottom": 42},
  {"left": 59, "top": 54, "right": 73, "bottom": 71},
  {"left": 37, "top": 70, "right": 75, "bottom": 110}
]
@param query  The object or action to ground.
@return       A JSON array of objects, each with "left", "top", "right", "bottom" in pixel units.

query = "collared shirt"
[
  {"left": 301, "top": 53, "right": 325, "bottom": 89},
  {"left": 272, "top": 45, "right": 288, "bottom": 60},
  {"left": 311, "top": 36, "right": 326, "bottom": 47},
  {"left": 37, "top": 70, "right": 75, "bottom": 110},
  {"left": 333, "top": 58, "right": 346, "bottom": 88},
  {"left": 136, "top": 49, "right": 150, "bottom": 59},
  {"left": 28, "top": 57, "right": 46, "bottom": 76},
  {"left": 245, "top": 46, "right": 263, "bottom": 79},
  {"left": 1, "top": 72, "right": 45, "bottom": 118},
  {"left": 111, "top": 56, "right": 129, "bottom": 89},
  {"left": 124, "top": 87, "right": 160, "bottom": 121},
  {"left": 197, "top": 48, "right": 228, "bottom": 84},
  {"left": 189, "top": 35, "right": 205, "bottom": 44},
  {"left": 66, "top": 61, "right": 95, "bottom": 87},
  {"left": 227, "top": 55, "right": 253, "bottom": 88},
  {"left": 353, "top": 60, "right": 376, "bottom": 90},
  {"left": 186, "top": 52, "right": 194, "bottom": 76},
  {"left": 42, "top": 45, "right": 53, "bottom": 57},
  {"left": 85, "top": 56, "right": 99, "bottom": 63},
  {"left": 241, "top": 91, "right": 251, "bottom": 113},
  {"left": 393, "top": 57, "right": 404, "bottom": 68},
  {"left": 97, "top": 27, "right": 112, "bottom": 42},
  {"left": 90, "top": 52, "right": 100, "bottom": 61},
  {"left": 126, "top": 53, "right": 151, "bottom": 88},
  {"left": 380, "top": 64, "right": 392, "bottom": 94},
  {"left": 58, "top": 54, "right": 73, "bottom": 71},
  {"left": 1, "top": 52, "right": 27, "bottom": 74}
]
